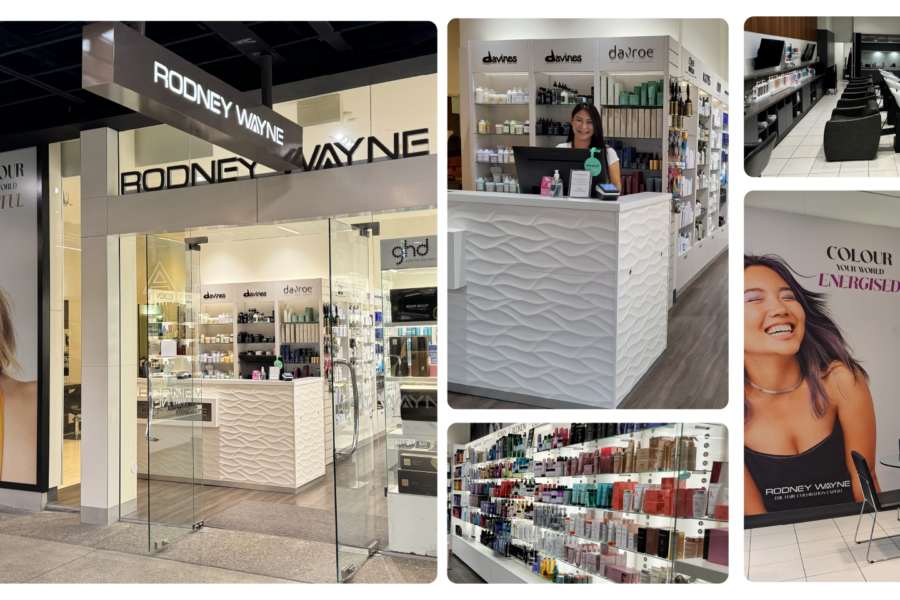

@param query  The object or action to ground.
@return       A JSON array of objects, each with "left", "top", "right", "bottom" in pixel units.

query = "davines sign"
[
  {"left": 82, "top": 21, "right": 303, "bottom": 172},
  {"left": 119, "top": 128, "right": 429, "bottom": 194}
]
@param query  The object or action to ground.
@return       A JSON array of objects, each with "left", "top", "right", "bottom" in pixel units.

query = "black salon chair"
[
  {"left": 852, "top": 451, "right": 900, "bottom": 563},
  {"left": 837, "top": 94, "right": 878, "bottom": 109},
  {"left": 843, "top": 87, "right": 876, "bottom": 99},
  {"left": 744, "top": 134, "right": 778, "bottom": 177},
  {"left": 824, "top": 99, "right": 883, "bottom": 162}
]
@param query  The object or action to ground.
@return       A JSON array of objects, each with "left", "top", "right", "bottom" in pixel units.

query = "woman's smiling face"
[
  {"left": 744, "top": 265, "right": 806, "bottom": 357},
  {"left": 571, "top": 109, "right": 594, "bottom": 145}
]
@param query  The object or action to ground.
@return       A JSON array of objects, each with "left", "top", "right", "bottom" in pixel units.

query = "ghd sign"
[
  {"left": 380, "top": 235, "right": 436, "bottom": 271},
  {"left": 483, "top": 51, "right": 517, "bottom": 64},
  {"left": 545, "top": 50, "right": 582, "bottom": 63}
]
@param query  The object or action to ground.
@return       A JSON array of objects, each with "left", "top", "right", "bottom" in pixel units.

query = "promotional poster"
[
  {"left": 745, "top": 207, "right": 900, "bottom": 515},
  {"left": 0, "top": 147, "right": 39, "bottom": 485}
]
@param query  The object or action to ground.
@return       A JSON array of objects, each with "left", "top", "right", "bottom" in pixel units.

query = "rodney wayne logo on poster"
[
  {"left": 483, "top": 51, "right": 517, "bottom": 64},
  {"left": 545, "top": 50, "right": 582, "bottom": 63},
  {"left": 154, "top": 61, "right": 284, "bottom": 146}
]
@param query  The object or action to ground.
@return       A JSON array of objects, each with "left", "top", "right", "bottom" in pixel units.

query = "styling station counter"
[
  {"left": 744, "top": 72, "right": 825, "bottom": 145},
  {"left": 448, "top": 190, "right": 669, "bottom": 409},
  {"left": 137, "top": 378, "right": 326, "bottom": 492}
]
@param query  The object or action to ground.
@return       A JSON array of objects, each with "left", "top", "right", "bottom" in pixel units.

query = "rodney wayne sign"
[{"left": 82, "top": 21, "right": 303, "bottom": 172}]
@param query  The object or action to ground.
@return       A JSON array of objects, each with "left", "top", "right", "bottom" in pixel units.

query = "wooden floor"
[
  {"left": 57, "top": 436, "right": 387, "bottom": 530},
  {"left": 447, "top": 250, "right": 728, "bottom": 410},
  {"left": 447, "top": 551, "right": 486, "bottom": 583}
]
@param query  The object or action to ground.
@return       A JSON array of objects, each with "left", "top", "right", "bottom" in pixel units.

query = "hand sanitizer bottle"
[{"left": 550, "top": 170, "right": 563, "bottom": 197}]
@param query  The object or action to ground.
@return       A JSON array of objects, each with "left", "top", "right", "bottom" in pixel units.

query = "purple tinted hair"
[{"left": 744, "top": 254, "right": 867, "bottom": 421}]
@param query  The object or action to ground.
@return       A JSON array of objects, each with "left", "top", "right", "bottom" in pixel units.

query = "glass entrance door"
[
  {"left": 143, "top": 235, "right": 204, "bottom": 552},
  {"left": 329, "top": 218, "right": 381, "bottom": 581}
]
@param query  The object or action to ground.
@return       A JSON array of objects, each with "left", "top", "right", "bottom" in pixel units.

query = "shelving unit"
[
  {"left": 462, "top": 37, "right": 678, "bottom": 195},
  {"left": 450, "top": 422, "right": 729, "bottom": 584}
]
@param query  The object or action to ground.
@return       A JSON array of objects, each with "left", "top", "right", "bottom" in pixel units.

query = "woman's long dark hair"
[
  {"left": 744, "top": 254, "right": 867, "bottom": 422},
  {"left": 564, "top": 103, "right": 606, "bottom": 149}
]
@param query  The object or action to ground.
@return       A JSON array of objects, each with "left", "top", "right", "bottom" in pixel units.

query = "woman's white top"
[{"left": 556, "top": 142, "right": 619, "bottom": 165}]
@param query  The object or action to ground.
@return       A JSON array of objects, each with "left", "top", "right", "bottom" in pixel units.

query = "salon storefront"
[{"left": 0, "top": 21, "right": 438, "bottom": 584}]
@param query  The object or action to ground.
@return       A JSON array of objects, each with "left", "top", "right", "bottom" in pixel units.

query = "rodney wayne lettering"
[
  {"left": 767, "top": 481, "right": 851, "bottom": 496},
  {"left": 120, "top": 129, "right": 429, "bottom": 194},
  {"left": 155, "top": 62, "right": 284, "bottom": 146}
]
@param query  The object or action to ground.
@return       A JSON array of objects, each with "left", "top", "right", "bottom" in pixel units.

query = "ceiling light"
[
  {"left": 56, "top": 245, "right": 81, "bottom": 251},
  {"left": 278, "top": 226, "right": 299, "bottom": 234}
]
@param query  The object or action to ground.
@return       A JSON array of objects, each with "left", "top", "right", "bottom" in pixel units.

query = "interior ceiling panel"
[{"left": 0, "top": 21, "right": 436, "bottom": 136}]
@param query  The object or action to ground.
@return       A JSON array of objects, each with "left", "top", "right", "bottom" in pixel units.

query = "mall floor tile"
[
  {"left": 27, "top": 549, "right": 292, "bottom": 584},
  {"left": 0, "top": 533, "right": 95, "bottom": 583}
]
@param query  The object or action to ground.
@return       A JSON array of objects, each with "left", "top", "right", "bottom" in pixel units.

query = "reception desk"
[
  {"left": 448, "top": 190, "right": 670, "bottom": 409},
  {"left": 137, "top": 378, "right": 326, "bottom": 492}
]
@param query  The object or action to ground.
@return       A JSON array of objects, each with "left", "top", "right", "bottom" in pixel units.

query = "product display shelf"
[
  {"left": 533, "top": 70, "right": 594, "bottom": 149},
  {"left": 452, "top": 422, "right": 729, "bottom": 584},
  {"left": 674, "top": 557, "right": 728, "bottom": 584}
]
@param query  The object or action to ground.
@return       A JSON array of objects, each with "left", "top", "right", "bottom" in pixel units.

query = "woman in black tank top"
[{"left": 744, "top": 255, "right": 880, "bottom": 515}]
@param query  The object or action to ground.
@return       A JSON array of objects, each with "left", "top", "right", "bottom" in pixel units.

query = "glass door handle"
[
  {"left": 145, "top": 376, "right": 159, "bottom": 442},
  {"left": 334, "top": 358, "right": 359, "bottom": 457}
]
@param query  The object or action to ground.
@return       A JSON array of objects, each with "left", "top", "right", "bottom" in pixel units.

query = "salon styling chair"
[
  {"left": 824, "top": 99, "right": 883, "bottom": 162},
  {"left": 851, "top": 451, "right": 900, "bottom": 564},
  {"left": 744, "top": 134, "right": 778, "bottom": 177}
]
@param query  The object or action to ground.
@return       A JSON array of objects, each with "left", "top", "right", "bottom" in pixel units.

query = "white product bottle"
[
  {"left": 524, "top": 120, "right": 530, "bottom": 134},
  {"left": 476, "top": 177, "right": 485, "bottom": 191},
  {"left": 524, "top": 88, "right": 529, "bottom": 104},
  {"left": 515, "top": 122, "right": 524, "bottom": 135},
  {"left": 475, "top": 85, "right": 484, "bottom": 104},
  {"left": 517, "top": 87, "right": 524, "bottom": 103}
]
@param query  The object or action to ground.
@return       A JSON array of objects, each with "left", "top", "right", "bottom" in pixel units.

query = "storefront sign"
[
  {"left": 381, "top": 235, "right": 437, "bottom": 270},
  {"left": 0, "top": 147, "right": 39, "bottom": 486},
  {"left": 82, "top": 22, "right": 303, "bottom": 172},
  {"left": 298, "top": 129, "right": 429, "bottom": 171},
  {"left": 120, "top": 158, "right": 258, "bottom": 195},
  {"left": 470, "top": 40, "right": 530, "bottom": 73},
  {"left": 599, "top": 37, "right": 666, "bottom": 72},
  {"left": 482, "top": 51, "right": 517, "bottom": 64}
]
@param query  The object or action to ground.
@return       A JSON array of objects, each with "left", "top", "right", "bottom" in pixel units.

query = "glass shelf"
[
  {"left": 475, "top": 103, "right": 529, "bottom": 107},
  {"left": 599, "top": 105, "right": 663, "bottom": 109},
  {"left": 532, "top": 424, "right": 678, "bottom": 454}
]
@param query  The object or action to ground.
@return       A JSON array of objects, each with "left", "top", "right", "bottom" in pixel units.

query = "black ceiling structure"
[{"left": 0, "top": 21, "right": 437, "bottom": 145}]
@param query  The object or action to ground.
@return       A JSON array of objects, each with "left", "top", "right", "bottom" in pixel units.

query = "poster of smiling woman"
[
  {"left": 0, "top": 147, "right": 39, "bottom": 486},
  {"left": 743, "top": 205, "right": 900, "bottom": 517}
]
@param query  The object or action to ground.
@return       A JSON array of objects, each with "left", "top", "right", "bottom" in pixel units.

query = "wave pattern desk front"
[{"left": 448, "top": 191, "right": 669, "bottom": 409}]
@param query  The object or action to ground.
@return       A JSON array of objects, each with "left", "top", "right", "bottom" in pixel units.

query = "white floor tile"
[
  {"left": 844, "top": 530, "right": 892, "bottom": 545},
  {"left": 744, "top": 537, "right": 751, "bottom": 552},
  {"left": 852, "top": 540, "right": 900, "bottom": 564},
  {"left": 753, "top": 524, "right": 796, "bottom": 537},
  {"left": 795, "top": 518, "right": 837, "bottom": 531},
  {"left": 761, "top": 158, "right": 788, "bottom": 176},
  {"left": 837, "top": 517, "right": 881, "bottom": 535},
  {"left": 810, "top": 157, "right": 841, "bottom": 173},
  {"left": 799, "top": 537, "right": 849, "bottom": 558},
  {"left": 835, "top": 514, "right": 868, "bottom": 527},
  {"left": 771, "top": 146, "right": 798, "bottom": 159},
  {"left": 840, "top": 171, "right": 870, "bottom": 177},
  {"left": 869, "top": 155, "right": 897, "bottom": 171},
  {"left": 839, "top": 160, "right": 869, "bottom": 172},
  {"left": 802, "top": 549, "right": 857, "bottom": 576},
  {"left": 751, "top": 531, "right": 799, "bottom": 550},
  {"left": 799, "top": 134, "right": 823, "bottom": 146},
  {"left": 778, "top": 137, "right": 802, "bottom": 148},
  {"left": 744, "top": 529, "right": 751, "bottom": 539},
  {"left": 750, "top": 543, "right": 802, "bottom": 567},
  {"left": 859, "top": 559, "right": 900, "bottom": 581},
  {"left": 796, "top": 524, "right": 843, "bottom": 543},
  {"left": 785, "top": 577, "right": 807, "bottom": 582},
  {"left": 779, "top": 173, "right": 810, "bottom": 177},
  {"left": 791, "top": 145, "right": 821, "bottom": 158},
  {"left": 807, "top": 568, "right": 865, "bottom": 582},
  {"left": 748, "top": 559, "right": 806, "bottom": 582},
  {"left": 869, "top": 170, "right": 899, "bottom": 177},
  {"left": 781, "top": 157, "right": 816, "bottom": 175},
  {"left": 808, "top": 173, "right": 835, "bottom": 177}
]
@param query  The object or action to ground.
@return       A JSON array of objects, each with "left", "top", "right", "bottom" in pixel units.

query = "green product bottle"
[{"left": 273, "top": 354, "right": 283, "bottom": 380}]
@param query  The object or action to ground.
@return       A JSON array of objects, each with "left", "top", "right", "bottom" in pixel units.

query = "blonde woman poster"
[{"left": 0, "top": 285, "right": 37, "bottom": 483}]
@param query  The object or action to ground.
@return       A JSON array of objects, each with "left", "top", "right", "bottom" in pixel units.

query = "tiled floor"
[
  {"left": 760, "top": 82, "right": 898, "bottom": 178},
  {"left": 746, "top": 513, "right": 900, "bottom": 582}
]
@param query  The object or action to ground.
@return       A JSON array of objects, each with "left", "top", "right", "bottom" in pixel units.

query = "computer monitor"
[{"left": 513, "top": 146, "right": 595, "bottom": 196}]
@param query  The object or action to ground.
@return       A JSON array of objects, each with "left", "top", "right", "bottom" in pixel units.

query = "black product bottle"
[{"left": 685, "top": 85, "right": 693, "bottom": 117}]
